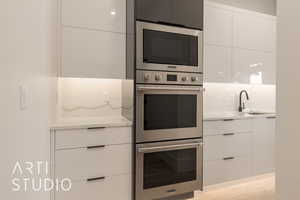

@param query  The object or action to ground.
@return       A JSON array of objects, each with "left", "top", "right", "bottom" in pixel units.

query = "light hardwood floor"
[{"left": 191, "top": 175, "right": 275, "bottom": 200}]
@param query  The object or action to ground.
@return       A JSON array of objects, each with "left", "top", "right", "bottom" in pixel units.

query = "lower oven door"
[
  {"left": 136, "top": 84, "right": 203, "bottom": 143},
  {"left": 136, "top": 139, "right": 203, "bottom": 200}
]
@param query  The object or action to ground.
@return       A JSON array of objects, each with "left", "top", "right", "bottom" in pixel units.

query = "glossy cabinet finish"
[
  {"left": 61, "top": 27, "right": 125, "bottom": 78},
  {"left": 61, "top": 0, "right": 126, "bottom": 33},
  {"left": 204, "top": 45, "right": 231, "bottom": 82},
  {"left": 204, "top": 5, "right": 233, "bottom": 46},
  {"left": 204, "top": 2, "right": 276, "bottom": 84},
  {"left": 251, "top": 118, "right": 275, "bottom": 175},
  {"left": 203, "top": 117, "right": 275, "bottom": 186},
  {"left": 59, "top": 0, "right": 126, "bottom": 79},
  {"left": 51, "top": 126, "right": 132, "bottom": 200}
]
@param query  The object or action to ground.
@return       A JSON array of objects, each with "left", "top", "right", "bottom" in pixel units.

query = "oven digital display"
[{"left": 167, "top": 74, "right": 177, "bottom": 82}]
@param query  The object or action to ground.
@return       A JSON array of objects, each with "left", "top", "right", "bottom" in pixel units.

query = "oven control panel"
[{"left": 136, "top": 70, "right": 203, "bottom": 85}]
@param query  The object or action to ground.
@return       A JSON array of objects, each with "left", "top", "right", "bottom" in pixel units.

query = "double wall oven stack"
[
  {"left": 130, "top": 1, "right": 204, "bottom": 199},
  {"left": 134, "top": 18, "right": 204, "bottom": 200}
]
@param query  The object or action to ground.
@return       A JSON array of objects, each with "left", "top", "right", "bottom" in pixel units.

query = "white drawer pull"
[{"left": 87, "top": 176, "right": 106, "bottom": 182}]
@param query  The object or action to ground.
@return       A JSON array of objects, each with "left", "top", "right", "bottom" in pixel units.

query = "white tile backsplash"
[{"left": 204, "top": 82, "right": 276, "bottom": 114}]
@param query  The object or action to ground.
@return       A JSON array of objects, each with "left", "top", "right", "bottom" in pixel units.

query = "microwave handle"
[
  {"left": 137, "top": 86, "right": 205, "bottom": 92},
  {"left": 138, "top": 142, "right": 203, "bottom": 153}
]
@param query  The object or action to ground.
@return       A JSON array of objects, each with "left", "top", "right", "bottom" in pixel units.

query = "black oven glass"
[
  {"left": 143, "top": 30, "right": 198, "bottom": 66},
  {"left": 144, "top": 148, "right": 197, "bottom": 189},
  {"left": 144, "top": 94, "right": 197, "bottom": 130}
]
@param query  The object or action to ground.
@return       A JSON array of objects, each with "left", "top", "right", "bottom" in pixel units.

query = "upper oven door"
[
  {"left": 136, "top": 84, "right": 203, "bottom": 143},
  {"left": 136, "top": 21, "right": 203, "bottom": 73}
]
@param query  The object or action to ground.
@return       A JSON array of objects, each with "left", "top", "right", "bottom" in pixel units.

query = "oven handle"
[
  {"left": 137, "top": 86, "right": 205, "bottom": 92},
  {"left": 138, "top": 142, "right": 203, "bottom": 153}
]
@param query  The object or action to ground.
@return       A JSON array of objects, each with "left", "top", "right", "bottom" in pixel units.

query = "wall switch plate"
[{"left": 19, "top": 85, "right": 27, "bottom": 110}]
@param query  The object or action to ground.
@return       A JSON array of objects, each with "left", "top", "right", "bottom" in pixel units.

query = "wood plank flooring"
[{"left": 190, "top": 175, "right": 275, "bottom": 200}]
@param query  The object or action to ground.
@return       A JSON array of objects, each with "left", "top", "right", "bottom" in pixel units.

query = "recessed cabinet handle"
[
  {"left": 87, "top": 145, "right": 106, "bottom": 150},
  {"left": 266, "top": 116, "right": 276, "bottom": 119},
  {"left": 223, "top": 119, "right": 234, "bottom": 121},
  {"left": 87, "top": 127, "right": 106, "bottom": 130},
  {"left": 87, "top": 176, "right": 106, "bottom": 182},
  {"left": 223, "top": 157, "right": 235, "bottom": 160},
  {"left": 223, "top": 133, "right": 235, "bottom": 136}
]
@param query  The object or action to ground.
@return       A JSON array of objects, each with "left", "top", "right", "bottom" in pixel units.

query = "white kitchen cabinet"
[
  {"left": 204, "top": 45, "right": 231, "bottom": 82},
  {"left": 59, "top": 0, "right": 126, "bottom": 79},
  {"left": 61, "top": 27, "right": 126, "bottom": 79},
  {"left": 251, "top": 117, "right": 276, "bottom": 175},
  {"left": 61, "top": 0, "right": 126, "bottom": 33},
  {"left": 204, "top": 4, "right": 233, "bottom": 46},
  {"left": 203, "top": 2, "right": 276, "bottom": 84},
  {"left": 204, "top": 117, "right": 276, "bottom": 186},
  {"left": 51, "top": 126, "right": 132, "bottom": 200},
  {"left": 204, "top": 156, "right": 251, "bottom": 186},
  {"left": 204, "top": 133, "right": 251, "bottom": 161},
  {"left": 56, "top": 174, "right": 132, "bottom": 200},
  {"left": 233, "top": 12, "right": 276, "bottom": 52},
  {"left": 232, "top": 49, "right": 276, "bottom": 84}
]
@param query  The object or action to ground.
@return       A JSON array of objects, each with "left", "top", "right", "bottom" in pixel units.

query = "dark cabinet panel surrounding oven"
[
  {"left": 144, "top": 148, "right": 197, "bottom": 189},
  {"left": 136, "top": 0, "right": 203, "bottom": 30},
  {"left": 143, "top": 30, "right": 198, "bottom": 66},
  {"left": 144, "top": 94, "right": 197, "bottom": 130}
]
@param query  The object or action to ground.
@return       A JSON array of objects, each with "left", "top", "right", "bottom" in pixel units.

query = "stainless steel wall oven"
[{"left": 136, "top": 139, "right": 203, "bottom": 200}]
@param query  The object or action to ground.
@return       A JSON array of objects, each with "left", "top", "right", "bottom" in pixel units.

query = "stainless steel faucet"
[{"left": 239, "top": 90, "right": 249, "bottom": 112}]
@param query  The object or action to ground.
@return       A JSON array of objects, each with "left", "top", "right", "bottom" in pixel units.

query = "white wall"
[
  {"left": 204, "top": 83, "right": 276, "bottom": 115},
  {"left": 276, "top": 1, "right": 300, "bottom": 199},
  {"left": 0, "top": 0, "right": 56, "bottom": 199},
  {"left": 57, "top": 78, "right": 123, "bottom": 120},
  {"left": 208, "top": 0, "right": 276, "bottom": 15}
]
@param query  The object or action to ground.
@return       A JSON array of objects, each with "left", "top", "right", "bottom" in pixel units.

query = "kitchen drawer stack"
[
  {"left": 51, "top": 126, "right": 132, "bottom": 200},
  {"left": 203, "top": 119, "right": 252, "bottom": 186}
]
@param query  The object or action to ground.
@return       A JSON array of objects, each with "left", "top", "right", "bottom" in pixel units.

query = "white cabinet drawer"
[
  {"left": 55, "top": 127, "right": 131, "bottom": 149},
  {"left": 204, "top": 157, "right": 251, "bottom": 186},
  {"left": 204, "top": 119, "right": 251, "bottom": 136},
  {"left": 55, "top": 144, "right": 132, "bottom": 181},
  {"left": 204, "top": 133, "right": 251, "bottom": 161},
  {"left": 56, "top": 174, "right": 132, "bottom": 200},
  {"left": 62, "top": 0, "right": 126, "bottom": 33}
]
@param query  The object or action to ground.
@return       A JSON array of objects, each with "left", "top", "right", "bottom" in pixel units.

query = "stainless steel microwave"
[{"left": 136, "top": 21, "right": 203, "bottom": 73}]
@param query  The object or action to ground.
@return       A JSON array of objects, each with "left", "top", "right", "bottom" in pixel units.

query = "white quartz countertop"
[
  {"left": 51, "top": 116, "right": 132, "bottom": 130},
  {"left": 204, "top": 111, "right": 277, "bottom": 121}
]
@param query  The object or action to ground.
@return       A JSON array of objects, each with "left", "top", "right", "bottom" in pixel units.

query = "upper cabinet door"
[
  {"left": 62, "top": 0, "right": 126, "bottom": 33},
  {"left": 204, "top": 45, "right": 231, "bottom": 83},
  {"left": 233, "top": 12, "right": 276, "bottom": 52},
  {"left": 61, "top": 27, "right": 126, "bottom": 79},
  {"left": 136, "top": 0, "right": 203, "bottom": 30},
  {"left": 204, "top": 5, "right": 233, "bottom": 46},
  {"left": 232, "top": 49, "right": 275, "bottom": 84}
]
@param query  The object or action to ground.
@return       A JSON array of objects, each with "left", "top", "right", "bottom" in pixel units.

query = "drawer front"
[
  {"left": 55, "top": 127, "right": 131, "bottom": 149},
  {"left": 56, "top": 174, "right": 132, "bottom": 200},
  {"left": 55, "top": 144, "right": 132, "bottom": 181},
  {"left": 204, "top": 133, "right": 251, "bottom": 161},
  {"left": 204, "top": 119, "right": 251, "bottom": 136},
  {"left": 204, "top": 157, "right": 251, "bottom": 186}
]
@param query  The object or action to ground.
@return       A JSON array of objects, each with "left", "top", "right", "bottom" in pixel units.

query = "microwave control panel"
[{"left": 136, "top": 70, "right": 203, "bottom": 85}]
